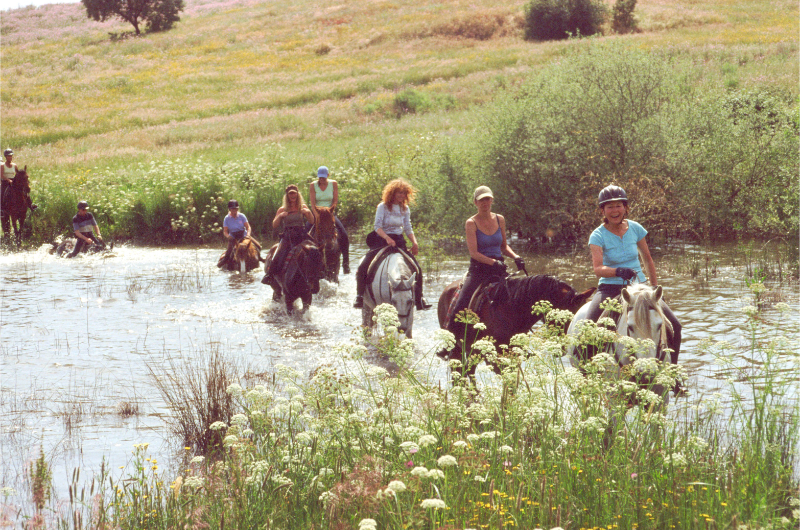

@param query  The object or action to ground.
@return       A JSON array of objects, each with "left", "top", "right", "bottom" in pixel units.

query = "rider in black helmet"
[
  {"left": 1, "top": 149, "right": 16, "bottom": 214},
  {"left": 583, "top": 185, "right": 683, "bottom": 390},
  {"left": 67, "top": 200, "right": 105, "bottom": 257}
]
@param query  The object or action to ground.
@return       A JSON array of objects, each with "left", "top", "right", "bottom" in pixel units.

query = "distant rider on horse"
[
  {"left": 67, "top": 201, "right": 104, "bottom": 258},
  {"left": 262, "top": 185, "right": 315, "bottom": 296},
  {"left": 218, "top": 199, "right": 262, "bottom": 268}
]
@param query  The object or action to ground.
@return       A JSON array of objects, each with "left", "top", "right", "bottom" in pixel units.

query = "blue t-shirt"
[
  {"left": 589, "top": 220, "right": 647, "bottom": 285},
  {"left": 223, "top": 213, "right": 248, "bottom": 235}
]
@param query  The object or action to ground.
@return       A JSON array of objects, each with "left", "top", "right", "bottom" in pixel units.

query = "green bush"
[
  {"left": 393, "top": 89, "right": 433, "bottom": 117},
  {"left": 523, "top": 0, "right": 606, "bottom": 41},
  {"left": 611, "top": 0, "right": 637, "bottom": 34}
]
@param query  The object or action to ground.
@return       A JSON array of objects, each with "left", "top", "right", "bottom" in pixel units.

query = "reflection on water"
[{"left": 0, "top": 242, "right": 797, "bottom": 500}]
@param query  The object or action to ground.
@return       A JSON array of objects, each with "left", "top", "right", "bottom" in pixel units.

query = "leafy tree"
[
  {"left": 524, "top": 0, "right": 606, "bottom": 41},
  {"left": 81, "top": 0, "right": 185, "bottom": 35},
  {"left": 611, "top": 0, "right": 638, "bottom": 34}
]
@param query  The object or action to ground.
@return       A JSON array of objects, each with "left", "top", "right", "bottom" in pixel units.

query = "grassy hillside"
[
  {"left": 2, "top": 0, "right": 796, "bottom": 167},
  {"left": 0, "top": 0, "right": 797, "bottom": 242}
]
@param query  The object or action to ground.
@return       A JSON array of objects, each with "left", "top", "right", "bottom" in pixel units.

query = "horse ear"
[
  {"left": 654, "top": 285, "right": 663, "bottom": 302},
  {"left": 622, "top": 287, "right": 632, "bottom": 305}
]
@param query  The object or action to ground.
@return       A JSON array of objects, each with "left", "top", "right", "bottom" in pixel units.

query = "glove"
[
  {"left": 491, "top": 260, "right": 507, "bottom": 275},
  {"left": 615, "top": 267, "right": 637, "bottom": 281},
  {"left": 514, "top": 257, "right": 525, "bottom": 271}
]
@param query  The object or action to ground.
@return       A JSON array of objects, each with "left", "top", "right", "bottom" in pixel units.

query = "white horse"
[
  {"left": 362, "top": 250, "right": 417, "bottom": 338},
  {"left": 566, "top": 283, "right": 675, "bottom": 406}
]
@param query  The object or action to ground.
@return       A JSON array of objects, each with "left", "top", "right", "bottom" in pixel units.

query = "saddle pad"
[{"left": 365, "top": 248, "right": 420, "bottom": 301}]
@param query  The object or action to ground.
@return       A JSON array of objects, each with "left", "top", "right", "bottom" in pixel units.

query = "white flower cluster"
[
  {"left": 420, "top": 498, "right": 447, "bottom": 509},
  {"left": 183, "top": 476, "right": 204, "bottom": 489},
  {"left": 437, "top": 455, "right": 458, "bottom": 467},
  {"left": 359, "top": 519, "right": 377, "bottom": 530},
  {"left": 663, "top": 452, "right": 688, "bottom": 467}
]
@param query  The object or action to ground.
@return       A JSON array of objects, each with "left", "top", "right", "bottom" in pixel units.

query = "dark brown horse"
[
  {"left": 263, "top": 240, "right": 324, "bottom": 314},
  {"left": 312, "top": 206, "right": 340, "bottom": 283},
  {"left": 219, "top": 237, "right": 262, "bottom": 273},
  {"left": 1, "top": 166, "right": 35, "bottom": 242},
  {"left": 437, "top": 274, "right": 595, "bottom": 372}
]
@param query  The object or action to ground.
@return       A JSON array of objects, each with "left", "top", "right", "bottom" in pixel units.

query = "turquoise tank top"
[{"left": 313, "top": 181, "right": 334, "bottom": 208}]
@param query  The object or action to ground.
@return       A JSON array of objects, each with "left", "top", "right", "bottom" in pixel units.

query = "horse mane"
[
  {"left": 507, "top": 274, "right": 571, "bottom": 306},
  {"left": 315, "top": 207, "right": 336, "bottom": 240},
  {"left": 601, "top": 284, "right": 673, "bottom": 338},
  {"left": 12, "top": 168, "right": 30, "bottom": 191}
]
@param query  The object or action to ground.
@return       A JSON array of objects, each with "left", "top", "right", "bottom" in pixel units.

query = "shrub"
[
  {"left": 393, "top": 89, "right": 433, "bottom": 117},
  {"left": 611, "top": 0, "right": 638, "bottom": 34},
  {"left": 523, "top": 0, "right": 606, "bottom": 41}
]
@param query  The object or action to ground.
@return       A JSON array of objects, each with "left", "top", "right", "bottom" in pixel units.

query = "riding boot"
[
  {"left": 353, "top": 273, "right": 365, "bottom": 308},
  {"left": 341, "top": 244, "right": 351, "bottom": 274},
  {"left": 415, "top": 278, "right": 432, "bottom": 310}
]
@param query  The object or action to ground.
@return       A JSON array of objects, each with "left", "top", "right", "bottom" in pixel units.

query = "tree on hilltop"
[{"left": 81, "top": 0, "right": 184, "bottom": 35}]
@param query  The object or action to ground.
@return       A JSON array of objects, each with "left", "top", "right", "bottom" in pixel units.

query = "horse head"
[
  {"left": 616, "top": 284, "right": 672, "bottom": 365},
  {"left": 233, "top": 238, "right": 259, "bottom": 273},
  {"left": 314, "top": 207, "right": 337, "bottom": 242},
  {"left": 386, "top": 255, "right": 415, "bottom": 333},
  {"left": 13, "top": 166, "right": 30, "bottom": 192},
  {"left": 300, "top": 241, "right": 323, "bottom": 294}
]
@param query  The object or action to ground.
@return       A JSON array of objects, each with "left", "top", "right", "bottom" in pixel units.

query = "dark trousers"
[
  {"left": 356, "top": 233, "right": 424, "bottom": 303},
  {"left": 447, "top": 259, "right": 505, "bottom": 340},
  {"left": 67, "top": 233, "right": 102, "bottom": 258},
  {"left": 586, "top": 284, "right": 681, "bottom": 364},
  {"left": 268, "top": 227, "right": 310, "bottom": 277}
]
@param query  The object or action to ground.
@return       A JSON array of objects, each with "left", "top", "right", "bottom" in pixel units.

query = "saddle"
[{"left": 365, "top": 247, "right": 420, "bottom": 300}]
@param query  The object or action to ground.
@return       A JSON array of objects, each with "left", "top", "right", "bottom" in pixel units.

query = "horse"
[
  {"left": 312, "top": 206, "right": 340, "bottom": 283},
  {"left": 566, "top": 283, "right": 676, "bottom": 407},
  {"left": 263, "top": 240, "right": 323, "bottom": 314},
  {"left": 437, "top": 274, "right": 595, "bottom": 373},
  {"left": 219, "top": 237, "right": 262, "bottom": 273},
  {"left": 1, "top": 166, "right": 36, "bottom": 243},
  {"left": 53, "top": 237, "right": 113, "bottom": 257},
  {"left": 362, "top": 248, "right": 418, "bottom": 338}
]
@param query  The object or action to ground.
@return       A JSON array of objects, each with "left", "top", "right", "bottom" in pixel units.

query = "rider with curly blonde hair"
[{"left": 353, "top": 178, "right": 431, "bottom": 310}]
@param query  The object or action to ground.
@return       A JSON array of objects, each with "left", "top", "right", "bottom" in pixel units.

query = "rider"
[
  {"left": 353, "top": 178, "right": 431, "bottom": 310},
  {"left": 67, "top": 201, "right": 104, "bottom": 258},
  {"left": 218, "top": 200, "right": 261, "bottom": 268},
  {"left": 445, "top": 185, "right": 525, "bottom": 343},
  {"left": 262, "top": 185, "right": 315, "bottom": 296},
  {"left": 1, "top": 149, "right": 17, "bottom": 215},
  {"left": 584, "top": 184, "right": 681, "bottom": 365},
  {"left": 308, "top": 166, "right": 350, "bottom": 274}
]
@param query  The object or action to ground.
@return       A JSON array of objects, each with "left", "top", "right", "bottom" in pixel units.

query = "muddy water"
[{"left": 0, "top": 241, "right": 797, "bottom": 502}]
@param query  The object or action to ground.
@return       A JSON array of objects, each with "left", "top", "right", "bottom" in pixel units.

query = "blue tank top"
[{"left": 475, "top": 222, "right": 503, "bottom": 260}]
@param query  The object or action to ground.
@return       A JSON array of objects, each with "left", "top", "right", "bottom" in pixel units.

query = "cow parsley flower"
[
  {"left": 358, "top": 518, "right": 378, "bottom": 530},
  {"left": 437, "top": 455, "right": 458, "bottom": 467},
  {"left": 209, "top": 421, "right": 227, "bottom": 431},
  {"left": 421, "top": 498, "right": 447, "bottom": 510},
  {"left": 419, "top": 434, "right": 437, "bottom": 447},
  {"left": 410, "top": 466, "right": 429, "bottom": 476},
  {"left": 387, "top": 480, "right": 406, "bottom": 493}
]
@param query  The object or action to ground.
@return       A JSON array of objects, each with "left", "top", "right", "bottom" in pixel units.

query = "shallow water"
[{"left": 0, "top": 241, "right": 797, "bottom": 506}]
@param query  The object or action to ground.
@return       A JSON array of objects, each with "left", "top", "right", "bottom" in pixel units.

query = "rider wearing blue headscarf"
[{"left": 585, "top": 185, "right": 681, "bottom": 365}]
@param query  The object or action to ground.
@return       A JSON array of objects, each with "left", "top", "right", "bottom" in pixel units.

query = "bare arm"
[
  {"left": 223, "top": 226, "right": 231, "bottom": 240},
  {"left": 497, "top": 215, "right": 519, "bottom": 260},
  {"left": 272, "top": 207, "right": 287, "bottom": 230},
  {"left": 637, "top": 238, "right": 658, "bottom": 286},
  {"left": 244, "top": 221, "right": 252, "bottom": 237},
  {"left": 309, "top": 183, "right": 317, "bottom": 209},
  {"left": 331, "top": 181, "right": 339, "bottom": 210},
  {"left": 590, "top": 244, "right": 618, "bottom": 279},
  {"left": 301, "top": 205, "right": 315, "bottom": 224},
  {"left": 75, "top": 229, "right": 92, "bottom": 243}
]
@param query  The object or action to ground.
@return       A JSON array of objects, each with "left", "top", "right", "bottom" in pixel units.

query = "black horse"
[
  {"left": 438, "top": 274, "right": 595, "bottom": 375},
  {"left": 1, "top": 166, "right": 36, "bottom": 243},
  {"left": 263, "top": 240, "right": 324, "bottom": 314}
]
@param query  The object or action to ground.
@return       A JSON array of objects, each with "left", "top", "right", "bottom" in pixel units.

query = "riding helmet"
[
  {"left": 77, "top": 200, "right": 89, "bottom": 210},
  {"left": 228, "top": 199, "right": 239, "bottom": 209},
  {"left": 597, "top": 185, "right": 628, "bottom": 207},
  {"left": 3, "top": 149, "right": 12, "bottom": 157}
]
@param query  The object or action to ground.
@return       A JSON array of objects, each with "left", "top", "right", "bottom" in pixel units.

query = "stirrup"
[
  {"left": 417, "top": 298, "right": 432, "bottom": 310},
  {"left": 353, "top": 295, "right": 364, "bottom": 308}
]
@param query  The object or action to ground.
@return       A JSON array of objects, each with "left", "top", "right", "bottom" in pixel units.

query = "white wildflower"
[
  {"left": 410, "top": 466, "right": 429, "bottom": 477},
  {"left": 387, "top": 480, "right": 406, "bottom": 493},
  {"left": 420, "top": 498, "right": 447, "bottom": 510},
  {"left": 190, "top": 456, "right": 205, "bottom": 465},
  {"left": 427, "top": 469, "right": 445, "bottom": 480},
  {"left": 437, "top": 455, "right": 458, "bottom": 467},
  {"left": 209, "top": 421, "right": 227, "bottom": 431},
  {"left": 418, "top": 434, "right": 437, "bottom": 447}
]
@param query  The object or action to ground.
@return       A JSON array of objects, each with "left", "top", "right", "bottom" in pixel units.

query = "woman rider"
[
  {"left": 585, "top": 185, "right": 681, "bottom": 366},
  {"left": 308, "top": 166, "right": 350, "bottom": 274},
  {"left": 218, "top": 199, "right": 261, "bottom": 268},
  {"left": 353, "top": 178, "right": 431, "bottom": 310},
  {"left": 262, "top": 185, "right": 315, "bottom": 296},
  {"left": 444, "top": 185, "right": 525, "bottom": 344}
]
